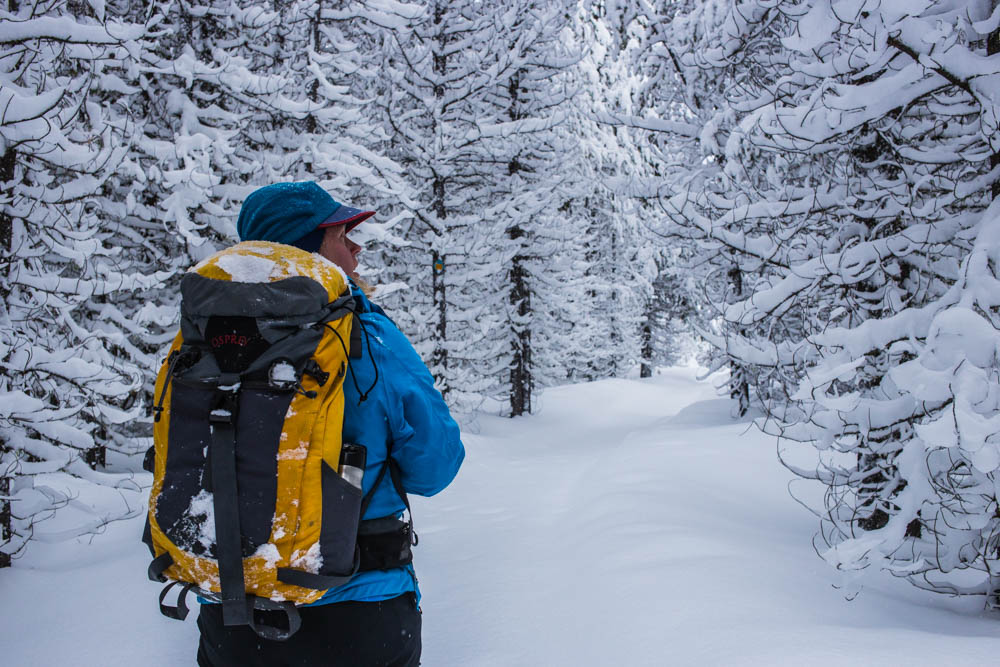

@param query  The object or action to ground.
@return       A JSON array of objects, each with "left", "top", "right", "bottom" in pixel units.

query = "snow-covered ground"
[{"left": 4, "top": 367, "right": 999, "bottom": 665}]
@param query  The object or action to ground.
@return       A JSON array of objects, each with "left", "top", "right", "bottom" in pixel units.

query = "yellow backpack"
[{"left": 145, "top": 241, "right": 368, "bottom": 639}]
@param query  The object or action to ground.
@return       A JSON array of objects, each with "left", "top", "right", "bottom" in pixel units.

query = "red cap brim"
[{"left": 319, "top": 205, "right": 375, "bottom": 232}]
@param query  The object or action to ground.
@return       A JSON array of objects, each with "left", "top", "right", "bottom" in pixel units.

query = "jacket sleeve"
[{"left": 375, "top": 319, "right": 465, "bottom": 497}]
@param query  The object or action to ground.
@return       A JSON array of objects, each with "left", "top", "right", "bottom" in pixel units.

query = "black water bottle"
[{"left": 339, "top": 443, "right": 366, "bottom": 490}]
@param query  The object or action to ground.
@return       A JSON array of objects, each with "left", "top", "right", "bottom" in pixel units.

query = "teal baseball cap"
[{"left": 236, "top": 182, "right": 374, "bottom": 246}]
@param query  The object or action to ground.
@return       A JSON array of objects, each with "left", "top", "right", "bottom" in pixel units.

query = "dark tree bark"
[
  {"left": 987, "top": 0, "right": 999, "bottom": 608},
  {"left": 509, "top": 225, "right": 531, "bottom": 416},
  {"left": 639, "top": 320, "right": 654, "bottom": 379},
  {"left": 991, "top": 7, "right": 1000, "bottom": 200},
  {"left": 431, "top": 244, "right": 448, "bottom": 393},
  {"left": 506, "top": 69, "right": 533, "bottom": 416},
  {"left": 0, "top": 146, "right": 13, "bottom": 569},
  {"left": 430, "top": 171, "right": 448, "bottom": 397},
  {"left": 727, "top": 264, "right": 750, "bottom": 417},
  {"left": 427, "top": 2, "right": 449, "bottom": 396}
]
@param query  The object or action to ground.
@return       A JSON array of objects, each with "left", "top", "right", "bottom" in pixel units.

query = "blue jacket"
[{"left": 313, "top": 284, "right": 464, "bottom": 604}]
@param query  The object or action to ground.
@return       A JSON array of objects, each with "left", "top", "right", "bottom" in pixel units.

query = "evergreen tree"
[
  {"left": 640, "top": 256, "right": 696, "bottom": 376},
  {"left": 655, "top": 0, "right": 1000, "bottom": 601},
  {"left": 1, "top": 0, "right": 155, "bottom": 564},
  {"left": 372, "top": 0, "right": 586, "bottom": 413},
  {"left": 574, "top": 0, "right": 694, "bottom": 383},
  {"left": 235, "top": 1, "right": 412, "bottom": 203},
  {"left": 117, "top": 0, "right": 415, "bottom": 413},
  {"left": 485, "top": 1, "right": 583, "bottom": 415},
  {"left": 1, "top": 0, "right": 412, "bottom": 564}
]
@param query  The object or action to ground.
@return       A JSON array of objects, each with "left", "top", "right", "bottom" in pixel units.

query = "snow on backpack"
[{"left": 143, "top": 241, "right": 403, "bottom": 640}]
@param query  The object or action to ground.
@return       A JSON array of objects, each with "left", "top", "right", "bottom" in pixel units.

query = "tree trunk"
[
  {"left": 0, "top": 472, "right": 9, "bottom": 569},
  {"left": 509, "top": 226, "right": 531, "bottom": 416},
  {"left": 427, "top": 3, "right": 449, "bottom": 397},
  {"left": 987, "top": 0, "right": 999, "bottom": 608},
  {"left": 0, "top": 146, "right": 13, "bottom": 569},
  {"left": 727, "top": 264, "right": 750, "bottom": 417},
  {"left": 431, "top": 245, "right": 448, "bottom": 396},
  {"left": 430, "top": 168, "right": 448, "bottom": 394},
  {"left": 0, "top": 147, "right": 11, "bottom": 288},
  {"left": 991, "top": 7, "right": 1000, "bottom": 200},
  {"left": 306, "top": 5, "right": 320, "bottom": 134},
  {"left": 639, "top": 320, "right": 653, "bottom": 378},
  {"left": 506, "top": 71, "right": 532, "bottom": 415}
]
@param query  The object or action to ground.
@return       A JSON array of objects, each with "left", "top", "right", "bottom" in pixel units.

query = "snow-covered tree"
[
  {"left": 118, "top": 0, "right": 414, "bottom": 274},
  {"left": 370, "top": 0, "right": 589, "bottom": 413},
  {"left": 482, "top": 1, "right": 597, "bottom": 416},
  {"left": 1, "top": 1, "right": 159, "bottom": 564},
  {"left": 234, "top": 1, "right": 413, "bottom": 206},
  {"left": 653, "top": 0, "right": 1000, "bottom": 601},
  {"left": 639, "top": 0, "right": 795, "bottom": 415},
  {"left": 774, "top": 1, "right": 1000, "bottom": 603},
  {"left": 1, "top": 0, "right": 414, "bottom": 565},
  {"left": 574, "top": 1, "right": 657, "bottom": 383},
  {"left": 639, "top": 255, "right": 697, "bottom": 375},
  {"left": 114, "top": 0, "right": 417, "bottom": 389},
  {"left": 585, "top": 0, "right": 738, "bottom": 390}
]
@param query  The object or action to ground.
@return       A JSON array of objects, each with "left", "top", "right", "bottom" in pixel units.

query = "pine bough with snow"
[
  {"left": 641, "top": 0, "right": 1000, "bottom": 603},
  {"left": 0, "top": 0, "right": 417, "bottom": 565},
  {"left": 1, "top": 1, "right": 661, "bottom": 565}
]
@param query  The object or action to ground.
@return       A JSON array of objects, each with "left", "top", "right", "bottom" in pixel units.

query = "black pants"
[{"left": 196, "top": 594, "right": 421, "bottom": 666}]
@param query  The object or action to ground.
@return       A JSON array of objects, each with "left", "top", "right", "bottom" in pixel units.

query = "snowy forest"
[{"left": 5, "top": 0, "right": 1000, "bottom": 634}]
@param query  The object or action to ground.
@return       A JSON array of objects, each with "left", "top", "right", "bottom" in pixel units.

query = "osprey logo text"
[{"left": 211, "top": 334, "right": 251, "bottom": 348}]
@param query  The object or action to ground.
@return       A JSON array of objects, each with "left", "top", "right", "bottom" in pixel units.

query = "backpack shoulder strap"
[{"left": 359, "top": 454, "right": 416, "bottom": 544}]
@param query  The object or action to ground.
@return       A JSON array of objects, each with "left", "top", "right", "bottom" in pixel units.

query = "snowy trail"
[
  {"left": 415, "top": 369, "right": 1000, "bottom": 666},
  {"left": 4, "top": 367, "right": 1000, "bottom": 665}
]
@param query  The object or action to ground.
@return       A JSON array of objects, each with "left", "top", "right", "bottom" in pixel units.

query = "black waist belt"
[
  {"left": 356, "top": 517, "right": 413, "bottom": 571},
  {"left": 355, "top": 454, "right": 416, "bottom": 573}
]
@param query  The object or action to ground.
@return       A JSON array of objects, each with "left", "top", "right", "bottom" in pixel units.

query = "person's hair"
[{"left": 353, "top": 275, "right": 375, "bottom": 298}]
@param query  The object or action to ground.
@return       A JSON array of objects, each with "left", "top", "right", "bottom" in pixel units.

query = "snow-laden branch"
[
  {"left": 0, "top": 14, "right": 144, "bottom": 45},
  {"left": 591, "top": 110, "right": 701, "bottom": 138}
]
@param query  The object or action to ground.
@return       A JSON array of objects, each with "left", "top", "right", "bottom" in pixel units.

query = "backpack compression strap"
[
  {"left": 209, "top": 386, "right": 251, "bottom": 627},
  {"left": 147, "top": 379, "right": 249, "bottom": 626}
]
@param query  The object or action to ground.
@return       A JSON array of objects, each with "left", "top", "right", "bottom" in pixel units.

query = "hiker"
[{"left": 195, "top": 181, "right": 465, "bottom": 666}]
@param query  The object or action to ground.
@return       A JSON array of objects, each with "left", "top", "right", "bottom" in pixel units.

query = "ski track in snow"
[{"left": 3, "top": 367, "right": 1000, "bottom": 665}]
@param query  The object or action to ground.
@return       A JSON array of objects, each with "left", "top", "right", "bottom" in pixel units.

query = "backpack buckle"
[{"left": 209, "top": 391, "right": 239, "bottom": 425}]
